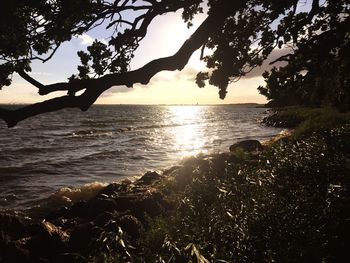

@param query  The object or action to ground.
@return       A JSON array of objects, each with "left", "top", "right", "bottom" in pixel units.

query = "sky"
[{"left": 0, "top": 5, "right": 271, "bottom": 105}]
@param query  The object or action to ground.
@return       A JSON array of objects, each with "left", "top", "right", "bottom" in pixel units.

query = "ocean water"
[{"left": 0, "top": 104, "right": 282, "bottom": 212}]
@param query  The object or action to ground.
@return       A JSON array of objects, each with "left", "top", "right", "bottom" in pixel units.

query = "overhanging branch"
[{"left": 0, "top": 0, "right": 246, "bottom": 128}]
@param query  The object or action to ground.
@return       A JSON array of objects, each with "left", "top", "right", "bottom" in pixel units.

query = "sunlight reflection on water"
[
  {"left": 0, "top": 105, "right": 284, "bottom": 209},
  {"left": 168, "top": 106, "right": 207, "bottom": 157}
]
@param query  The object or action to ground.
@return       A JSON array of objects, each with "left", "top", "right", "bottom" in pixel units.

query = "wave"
[
  {"left": 48, "top": 181, "right": 108, "bottom": 205},
  {"left": 3, "top": 146, "right": 52, "bottom": 155},
  {"left": 68, "top": 129, "right": 114, "bottom": 138},
  {"left": 13, "top": 182, "right": 110, "bottom": 219},
  {"left": 76, "top": 149, "right": 126, "bottom": 161},
  {"left": 118, "top": 122, "right": 203, "bottom": 132}
]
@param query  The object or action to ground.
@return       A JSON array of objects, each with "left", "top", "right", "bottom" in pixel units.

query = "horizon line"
[{"left": 0, "top": 102, "right": 265, "bottom": 106}]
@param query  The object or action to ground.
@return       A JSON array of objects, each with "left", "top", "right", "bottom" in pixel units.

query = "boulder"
[
  {"left": 45, "top": 206, "right": 69, "bottom": 222},
  {"left": 0, "top": 233, "right": 30, "bottom": 263},
  {"left": 93, "top": 211, "right": 120, "bottom": 227},
  {"left": 65, "top": 200, "right": 87, "bottom": 218},
  {"left": 98, "top": 183, "right": 123, "bottom": 197},
  {"left": 68, "top": 221, "right": 96, "bottom": 251},
  {"left": 229, "top": 140, "right": 263, "bottom": 152},
  {"left": 26, "top": 221, "right": 69, "bottom": 260},
  {"left": 118, "top": 215, "right": 143, "bottom": 238},
  {"left": 137, "top": 171, "right": 163, "bottom": 185},
  {"left": 83, "top": 197, "right": 118, "bottom": 218},
  {"left": 0, "top": 214, "right": 27, "bottom": 240}
]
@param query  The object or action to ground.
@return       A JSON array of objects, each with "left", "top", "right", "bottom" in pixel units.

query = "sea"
[{"left": 0, "top": 104, "right": 283, "bottom": 216}]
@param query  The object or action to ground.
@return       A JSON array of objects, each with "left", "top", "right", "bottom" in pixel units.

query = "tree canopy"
[{"left": 0, "top": 0, "right": 349, "bottom": 127}]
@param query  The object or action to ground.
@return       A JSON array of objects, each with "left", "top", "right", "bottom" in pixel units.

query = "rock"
[
  {"left": 68, "top": 222, "right": 95, "bottom": 251},
  {"left": 118, "top": 215, "right": 142, "bottom": 238},
  {"left": 93, "top": 211, "right": 119, "bottom": 227},
  {"left": 137, "top": 171, "right": 163, "bottom": 185},
  {"left": 26, "top": 221, "right": 69, "bottom": 261},
  {"left": 65, "top": 200, "right": 87, "bottom": 218},
  {"left": 45, "top": 206, "right": 69, "bottom": 222},
  {"left": 98, "top": 183, "right": 123, "bottom": 197},
  {"left": 229, "top": 140, "right": 263, "bottom": 152},
  {"left": 0, "top": 214, "right": 27, "bottom": 240},
  {"left": 83, "top": 197, "right": 118, "bottom": 218},
  {"left": 114, "top": 196, "right": 133, "bottom": 213},
  {"left": 68, "top": 222, "right": 104, "bottom": 253},
  {"left": 0, "top": 233, "right": 30, "bottom": 263},
  {"left": 163, "top": 165, "right": 182, "bottom": 176},
  {"left": 40, "top": 220, "right": 69, "bottom": 242}
]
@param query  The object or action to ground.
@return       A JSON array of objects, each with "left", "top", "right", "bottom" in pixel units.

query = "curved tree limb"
[{"left": 0, "top": 0, "right": 246, "bottom": 128}]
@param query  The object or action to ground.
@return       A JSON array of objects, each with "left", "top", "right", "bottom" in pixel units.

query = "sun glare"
[{"left": 168, "top": 106, "right": 207, "bottom": 157}]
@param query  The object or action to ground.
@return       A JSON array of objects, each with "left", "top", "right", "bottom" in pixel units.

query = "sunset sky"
[{"left": 0, "top": 8, "right": 270, "bottom": 105}]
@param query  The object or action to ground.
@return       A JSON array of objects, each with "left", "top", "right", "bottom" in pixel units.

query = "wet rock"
[
  {"left": 45, "top": 206, "right": 69, "bottom": 222},
  {"left": 26, "top": 221, "right": 69, "bottom": 260},
  {"left": 163, "top": 165, "right": 182, "bottom": 176},
  {"left": 98, "top": 183, "right": 123, "bottom": 197},
  {"left": 119, "top": 215, "right": 142, "bottom": 238},
  {"left": 68, "top": 222, "right": 103, "bottom": 252},
  {"left": 0, "top": 214, "right": 28, "bottom": 240},
  {"left": 83, "top": 197, "right": 118, "bottom": 218},
  {"left": 114, "top": 196, "right": 133, "bottom": 212},
  {"left": 0, "top": 233, "right": 30, "bottom": 263},
  {"left": 40, "top": 220, "right": 69, "bottom": 242},
  {"left": 229, "top": 140, "right": 263, "bottom": 152},
  {"left": 137, "top": 171, "right": 163, "bottom": 185},
  {"left": 65, "top": 200, "right": 87, "bottom": 218},
  {"left": 93, "top": 211, "right": 123, "bottom": 227}
]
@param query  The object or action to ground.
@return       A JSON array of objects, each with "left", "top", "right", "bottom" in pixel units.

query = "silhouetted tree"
[
  {"left": 0, "top": 0, "right": 349, "bottom": 127},
  {"left": 258, "top": 1, "right": 350, "bottom": 110}
]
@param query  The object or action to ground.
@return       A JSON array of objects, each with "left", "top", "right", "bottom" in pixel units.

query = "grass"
[
  {"left": 78, "top": 107, "right": 350, "bottom": 262},
  {"left": 263, "top": 106, "right": 350, "bottom": 138}
]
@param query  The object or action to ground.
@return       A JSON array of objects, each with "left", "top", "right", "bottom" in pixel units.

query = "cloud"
[
  {"left": 78, "top": 34, "right": 95, "bottom": 45},
  {"left": 31, "top": 72, "right": 53, "bottom": 76},
  {"left": 146, "top": 47, "right": 293, "bottom": 85},
  {"left": 78, "top": 34, "right": 108, "bottom": 46},
  {"left": 98, "top": 67, "right": 199, "bottom": 98},
  {"left": 99, "top": 85, "right": 135, "bottom": 98},
  {"left": 148, "top": 67, "right": 198, "bottom": 85},
  {"left": 174, "top": 67, "right": 197, "bottom": 81}
]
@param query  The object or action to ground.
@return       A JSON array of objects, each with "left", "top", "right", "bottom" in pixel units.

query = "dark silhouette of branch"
[
  {"left": 0, "top": 0, "right": 246, "bottom": 128},
  {"left": 269, "top": 54, "right": 293, "bottom": 65}
]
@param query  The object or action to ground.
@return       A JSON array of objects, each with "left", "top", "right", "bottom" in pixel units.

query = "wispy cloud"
[
  {"left": 78, "top": 34, "right": 108, "bottom": 46},
  {"left": 31, "top": 72, "right": 53, "bottom": 76},
  {"left": 99, "top": 85, "right": 135, "bottom": 98},
  {"left": 78, "top": 34, "right": 95, "bottom": 45}
]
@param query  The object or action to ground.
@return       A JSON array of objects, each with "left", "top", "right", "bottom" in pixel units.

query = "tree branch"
[{"left": 1, "top": 0, "right": 246, "bottom": 128}]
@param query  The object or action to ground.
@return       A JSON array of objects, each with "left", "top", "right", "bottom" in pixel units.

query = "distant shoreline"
[{"left": 0, "top": 102, "right": 266, "bottom": 107}]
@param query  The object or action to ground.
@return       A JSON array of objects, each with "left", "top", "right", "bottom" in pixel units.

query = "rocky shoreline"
[
  {"left": 1, "top": 117, "right": 349, "bottom": 262},
  {"left": 0, "top": 170, "right": 171, "bottom": 262},
  {"left": 0, "top": 140, "right": 264, "bottom": 263}
]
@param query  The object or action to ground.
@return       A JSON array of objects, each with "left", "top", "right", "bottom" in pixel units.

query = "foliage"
[
  {"left": 263, "top": 107, "right": 350, "bottom": 137},
  {"left": 133, "top": 124, "right": 350, "bottom": 262},
  {"left": 0, "top": 0, "right": 105, "bottom": 86},
  {"left": 1, "top": 1, "right": 350, "bottom": 126},
  {"left": 75, "top": 119, "right": 349, "bottom": 262},
  {"left": 257, "top": 1, "right": 350, "bottom": 110},
  {"left": 0, "top": 0, "right": 203, "bottom": 86}
]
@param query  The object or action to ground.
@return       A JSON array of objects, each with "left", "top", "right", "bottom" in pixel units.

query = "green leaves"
[
  {"left": 0, "top": 63, "right": 14, "bottom": 88},
  {"left": 195, "top": 72, "right": 209, "bottom": 88},
  {"left": 76, "top": 40, "right": 131, "bottom": 79}
]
